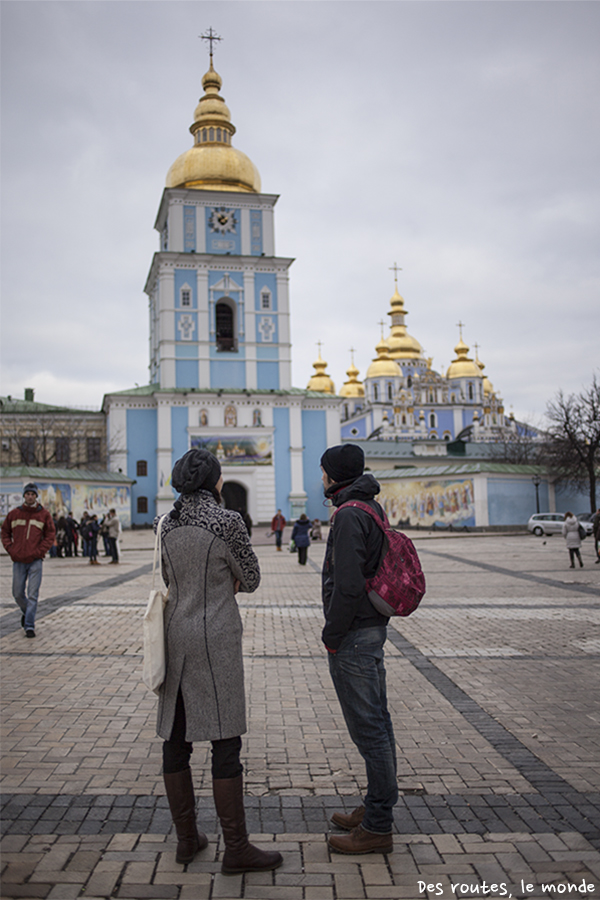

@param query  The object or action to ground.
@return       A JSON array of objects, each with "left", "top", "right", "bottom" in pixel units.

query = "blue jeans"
[
  {"left": 328, "top": 626, "right": 398, "bottom": 834},
  {"left": 12, "top": 560, "right": 43, "bottom": 630}
]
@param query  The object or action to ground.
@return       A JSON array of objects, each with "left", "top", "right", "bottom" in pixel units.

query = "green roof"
[
  {"left": 0, "top": 396, "right": 102, "bottom": 415},
  {"left": 104, "top": 384, "right": 337, "bottom": 400},
  {"left": 0, "top": 466, "right": 133, "bottom": 484},
  {"left": 373, "top": 462, "right": 544, "bottom": 480}
]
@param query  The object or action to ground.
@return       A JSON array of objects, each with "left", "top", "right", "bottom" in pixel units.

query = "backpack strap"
[{"left": 332, "top": 500, "right": 389, "bottom": 532}]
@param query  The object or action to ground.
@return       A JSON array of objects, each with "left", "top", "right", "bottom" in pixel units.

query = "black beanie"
[
  {"left": 320, "top": 444, "right": 364, "bottom": 485},
  {"left": 171, "top": 448, "right": 221, "bottom": 495},
  {"left": 23, "top": 483, "right": 39, "bottom": 497}
]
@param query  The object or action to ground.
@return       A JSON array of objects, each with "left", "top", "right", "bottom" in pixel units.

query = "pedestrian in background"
[
  {"left": 270, "top": 509, "right": 286, "bottom": 551},
  {"left": 592, "top": 509, "right": 600, "bottom": 564},
  {"left": 291, "top": 513, "right": 311, "bottom": 565},
  {"left": 80, "top": 512, "right": 91, "bottom": 558},
  {"left": 1, "top": 483, "right": 56, "bottom": 639},
  {"left": 320, "top": 444, "right": 397, "bottom": 855},
  {"left": 87, "top": 515, "right": 100, "bottom": 565},
  {"left": 155, "top": 448, "right": 282, "bottom": 874},
  {"left": 106, "top": 509, "right": 121, "bottom": 563},
  {"left": 562, "top": 512, "right": 583, "bottom": 568}
]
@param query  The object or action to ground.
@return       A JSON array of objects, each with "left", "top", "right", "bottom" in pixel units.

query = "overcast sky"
[{"left": 1, "top": 1, "right": 598, "bottom": 423}]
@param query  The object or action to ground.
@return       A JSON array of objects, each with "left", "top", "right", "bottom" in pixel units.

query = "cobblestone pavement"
[{"left": 1, "top": 530, "right": 599, "bottom": 899}]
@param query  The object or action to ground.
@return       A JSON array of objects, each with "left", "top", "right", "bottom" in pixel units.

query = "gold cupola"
[
  {"left": 446, "top": 327, "right": 481, "bottom": 380},
  {"left": 386, "top": 287, "right": 424, "bottom": 360},
  {"left": 339, "top": 352, "right": 365, "bottom": 398},
  {"left": 307, "top": 347, "right": 335, "bottom": 394},
  {"left": 366, "top": 336, "right": 402, "bottom": 379},
  {"left": 166, "top": 61, "right": 261, "bottom": 193}
]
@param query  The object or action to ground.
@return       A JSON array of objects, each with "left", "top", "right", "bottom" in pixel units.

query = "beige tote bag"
[{"left": 142, "top": 514, "right": 169, "bottom": 693}]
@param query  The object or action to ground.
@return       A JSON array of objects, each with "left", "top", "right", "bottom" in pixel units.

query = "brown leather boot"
[
  {"left": 330, "top": 805, "right": 365, "bottom": 831},
  {"left": 163, "top": 768, "right": 208, "bottom": 864},
  {"left": 328, "top": 824, "right": 393, "bottom": 855},
  {"left": 213, "top": 775, "right": 283, "bottom": 875}
]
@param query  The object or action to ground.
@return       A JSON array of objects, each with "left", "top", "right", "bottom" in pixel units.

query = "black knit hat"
[
  {"left": 23, "top": 483, "right": 39, "bottom": 497},
  {"left": 171, "top": 448, "right": 221, "bottom": 495},
  {"left": 320, "top": 444, "right": 364, "bottom": 485}
]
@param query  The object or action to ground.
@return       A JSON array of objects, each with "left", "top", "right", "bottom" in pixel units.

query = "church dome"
[
  {"left": 475, "top": 351, "right": 495, "bottom": 396},
  {"left": 446, "top": 337, "right": 481, "bottom": 380},
  {"left": 366, "top": 338, "right": 402, "bottom": 379},
  {"left": 339, "top": 361, "right": 365, "bottom": 398},
  {"left": 386, "top": 288, "right": 424, "bottom": 360},
  {"left": 166, "top": 62, "right": 261, "bottom": 193},
  {"left": 307, "top": 349, "right": 335, "bottom": 394}
]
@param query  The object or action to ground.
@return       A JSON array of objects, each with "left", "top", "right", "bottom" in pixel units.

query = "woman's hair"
[
  {"left": 299, "top": 513, "right": 308, "bottom": 521},
  {"left": 211, "top": 486, "right": 222, "bottom": 506},
  {"left": 564, "top": 511, "right": 573, "bottom": 518}
]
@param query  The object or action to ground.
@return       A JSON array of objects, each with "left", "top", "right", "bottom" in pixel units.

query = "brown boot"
[
  {"left": 328, "top": 824, "right": 393, "bottom": 855},
  {"left": 331, "top": 805, "right": 365, "bottom": 831},
  {"left": 164, "top": 768, "right": 208, "bottom": 865},
  {"left": 213, "top": 775, "right": 283, "bottom": 875}
]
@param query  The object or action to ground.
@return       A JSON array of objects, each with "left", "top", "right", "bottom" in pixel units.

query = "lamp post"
[{"left": 532, "top": 475, "right": 542, "bottom": 514}]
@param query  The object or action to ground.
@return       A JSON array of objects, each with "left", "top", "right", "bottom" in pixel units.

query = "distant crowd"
[{"left": 49, "top": 509, "right": 121, "bottom": 564}]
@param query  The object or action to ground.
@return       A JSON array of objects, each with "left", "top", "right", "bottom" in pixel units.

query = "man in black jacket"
[{"left": 321, "top": 444, "right": 397, "bottom": 854}]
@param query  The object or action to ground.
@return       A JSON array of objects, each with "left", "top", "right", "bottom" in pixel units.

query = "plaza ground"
[{"left": 1, "top": 527, "right": 599, "bottom": 899}]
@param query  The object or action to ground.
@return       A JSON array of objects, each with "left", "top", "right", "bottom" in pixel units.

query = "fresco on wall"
[
  {"left": 0, "top": 490, "right": 24, "bottom": 520},
  {"left": 378, "top": 478, "right": 475, "bottom": 528},
  {"left": 71, "top": 485, "right": 131, "bottom": 527},
  {"left": 191, "top": 436, "right": 272, "bottom": 466},
  {"left": 36, "top": 483, "right": 73, "bottom": 517}
]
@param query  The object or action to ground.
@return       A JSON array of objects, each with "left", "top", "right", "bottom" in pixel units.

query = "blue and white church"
[{"left": 103, "top": 55, "right": 339, "bottom": 526}]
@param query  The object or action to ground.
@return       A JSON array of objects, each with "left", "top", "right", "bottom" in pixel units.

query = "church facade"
[{"left": 103, "top": 56, "right": 339, "bottom": 526}]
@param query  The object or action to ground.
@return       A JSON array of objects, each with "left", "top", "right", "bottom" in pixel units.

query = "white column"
[
  {"left": 263, "top": 205, "right": 275, "bottom": 256},
  {"left": 159, "top": 268, "right": 176, "bottom": 388},
  {"left": 276, "top": 271, "right": 292, "bottom": 389},
  {"left": 473, "top": 473, "right": 489, "bottom": 527},
  {"left": 243, "top": 271, "right": 257, "bottom": 389},
  {"left": 156, "top": 400, "right": 174, "bottom": 514},
  {"left": 326, "top": 405, "right": 341, "bottom": 448},
  {"left": 168, "top": 202, "right": 184, "bottom": 252},
  {"left": 107, "top": 403, "right": 128, "bottom": 473},
  {"left": 195, "top": 205, "right": 206, "bottom": 253},
  {"left": 453, "top": 407, "right": 463, "bottom": 437},
  {"left": 196, "top": 269, "right": 210, "bottom": 387},
  {"left": 289, "top": 403, "right": 307, "bottom": 516}
]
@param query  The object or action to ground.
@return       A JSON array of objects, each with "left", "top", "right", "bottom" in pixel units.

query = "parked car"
[
  {"left": 575, "top": 513, "right": 595, "bottom": 536},
  {"left": 527, "top": 512, "right": 593, "bottom": 537},
  {"left": 527, "top": 513, "right": 566, "bottom": 536}
]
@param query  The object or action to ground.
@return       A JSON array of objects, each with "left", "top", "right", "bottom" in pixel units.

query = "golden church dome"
[
  {"left": 166, "top": 62, "right": 261, "bottom": 193},
  {"left": 339, "top": 361, "right": 365, "bottom": 398},
  {"left": 446, "top": 338, "right": 481, "bottom": 380},
  {"left": 386, "top": 288, "right": 423, "bottom": 360},
  {"left": 307, "top": 349, "right": 335, "bottom": 394},
  {"left": 366, "top": 337, "right": 402, "bottom": 379},
  {"left": 475, "top": 351, "right": 495, "bottom": 396}
]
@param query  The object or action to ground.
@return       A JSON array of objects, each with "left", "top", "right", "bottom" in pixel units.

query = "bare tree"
[
  {"left": 542, "top": 374, "right": 600, "bottom": 513},
  {"left": 497, "top": 417, "right": 544, "bottom": 465}
]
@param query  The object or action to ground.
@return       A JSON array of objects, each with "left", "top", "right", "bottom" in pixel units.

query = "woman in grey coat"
[
  {"left": 562, "top": 512, "right": 583, "bottom": 568},
  {"left": 156, "top": 448, "right": 282, "bottom": 874}
]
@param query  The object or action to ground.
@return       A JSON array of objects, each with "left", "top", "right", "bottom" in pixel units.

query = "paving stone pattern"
[{"left": 1, "top": 531, "right": 599, "bottom": 899}]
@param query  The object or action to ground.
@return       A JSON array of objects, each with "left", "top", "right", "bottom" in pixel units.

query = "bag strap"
[
  {"left": 331, "top": 500, "right": 389, "bottom": 532},
  {"left": 152, "top": 514, "right": 168, "bottom": 590}
]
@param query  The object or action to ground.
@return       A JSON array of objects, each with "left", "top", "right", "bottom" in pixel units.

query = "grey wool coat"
[{"left": 154, "top": 491, "right": 260, "bottom": 743}]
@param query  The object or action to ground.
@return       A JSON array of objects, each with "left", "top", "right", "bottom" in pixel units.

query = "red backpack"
[{"left": 333, "top": 500, "right": 426, "bottom": 617}]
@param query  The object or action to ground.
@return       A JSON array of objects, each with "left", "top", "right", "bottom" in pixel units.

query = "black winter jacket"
[{"left": 321, "top": 473, "right": 387, "bottom": 651}]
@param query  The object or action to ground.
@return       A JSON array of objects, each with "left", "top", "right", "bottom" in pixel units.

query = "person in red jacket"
[
  {"left": 1, "top": 483, "right": 55, "bottom": 638},
  {"left": 270, "top": 509, "right": 286, "bottom": 551}
]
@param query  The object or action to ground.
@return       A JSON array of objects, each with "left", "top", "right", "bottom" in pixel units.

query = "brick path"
[{"left": 1, "top": 530, "right": 599, "bottom": 899}]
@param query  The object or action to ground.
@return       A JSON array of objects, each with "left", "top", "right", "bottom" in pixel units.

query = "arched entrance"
[{"left": 222, "top": 481, "right": 248, "bottom": 515}]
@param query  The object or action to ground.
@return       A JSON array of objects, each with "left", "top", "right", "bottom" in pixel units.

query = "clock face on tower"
[{"left": 209, "top": 207, "right": 238, "bottom": 234}]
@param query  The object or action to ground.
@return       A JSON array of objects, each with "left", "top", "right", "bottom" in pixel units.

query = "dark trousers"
[
  {"left": 107, "top": 537, "right": 119, "bottom": 561},
  {"left": 163, "top": 689, "right": 243, "bottom": 779},
  {"left": 275, "top": 530, "right": 283, "bottom": 548},
  {"left": 297, "top": 546, "right": 307, "bottom": 565},
  {"left": 569, "top": 548, "right": 583, "bottom": 566}
]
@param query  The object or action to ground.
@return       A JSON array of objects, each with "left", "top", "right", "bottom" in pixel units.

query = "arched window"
[
  {"left": 387, "top": 383, "right": 393, "bottom": 400},
  {"left": 407, "top": 376, "right": 412, "bottom": 388},
  {"left": 468, "top": 383, "right": 474, "bottom": 400},
  {"left": 216, "top": 300, "right": 236, "bottom": 351},
  {"left": 373, "top": 384, "right": 379, "bottom": 401},
  {"left": 429, "top": 413, "right": 436, "bottom": 429}
]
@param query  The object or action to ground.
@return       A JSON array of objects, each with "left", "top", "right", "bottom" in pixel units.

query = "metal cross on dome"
[
  {"left": 199, "top": 27, "right": 222, "bottom": 62},
  {"left": 389, "top": 261, "right": 402, "bottom": 286}
]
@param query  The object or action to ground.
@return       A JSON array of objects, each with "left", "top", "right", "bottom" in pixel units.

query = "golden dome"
[
  {"left": 386, "top": 288, "right": 424, "bottom": 360},
  {"left": 166, "top": 62, "right": 261, "bottom": 193},
  {"left": 307, "top": 350, "right": 335, "bottom": 394},
  {"left": 366, "top": 337, "right": 402, "bottom": 379},
  {"left": 339, "top": 360, "right": 365, "bottom": 398},
  {"left": 446, "top": 338, "right": 481, "bottom": 379}
]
